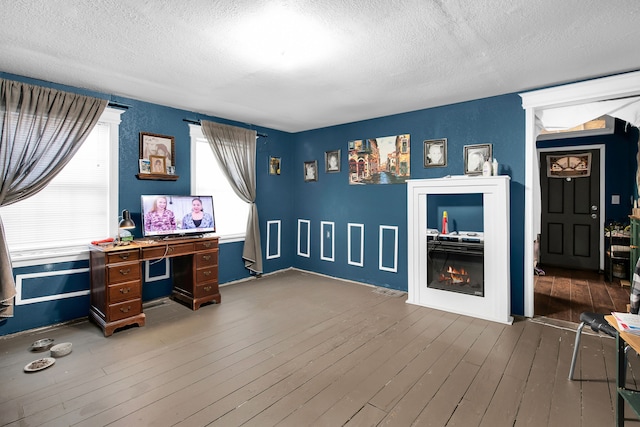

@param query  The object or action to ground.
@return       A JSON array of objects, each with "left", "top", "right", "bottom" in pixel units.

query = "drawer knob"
[
  {"left": 119, "top": 253, "right": 130, "bottom": 260},
  {"left": 203, "top": 270, "right": 211, "bottom": 276},
  {"left": 120, "top": 306, "right": 131, "bottom": 313},
  {"left": 203, "top": 242, "right": 212, "bottom": 248},
  {"left": 168, "top": 247, "right": 174, "bottom": 253},
  {"left": 119, "top": 268, "right": 131, "bottom": 275},
  {"left": 119, "top": 287, "right": 131, "bottom": 294},
  {"left": 203, "top": 255, "right": 211, "bottom": 261},
  {"left": 204, "top": 286, "right": 212, "bottom": 291}
]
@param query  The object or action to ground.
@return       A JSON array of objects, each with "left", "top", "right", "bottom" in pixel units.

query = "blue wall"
[
  {"left": 286, "top": 95, "right": 526, "bottom": 314},
  {"left": 7, "top": 71, "right": 631, "bottom": 336}
]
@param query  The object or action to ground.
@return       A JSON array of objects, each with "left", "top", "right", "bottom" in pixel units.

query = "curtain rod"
[
  {"left": 107, "top": 101, "right": 130, "bottom": 109},
  {"left": 183, "top": 118, "right": 268, "bottom": 138}
]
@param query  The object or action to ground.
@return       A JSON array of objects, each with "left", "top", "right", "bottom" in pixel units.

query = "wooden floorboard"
[{"left": 2, "top": 269, "right": 640, "bottom": 426}]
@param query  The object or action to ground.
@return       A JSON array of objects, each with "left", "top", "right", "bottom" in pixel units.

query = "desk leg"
[{"left": 617, "top": 332, "right": 626, "bottom": 426}]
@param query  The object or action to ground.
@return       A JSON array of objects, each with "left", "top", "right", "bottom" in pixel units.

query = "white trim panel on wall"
[
  {"left": 144, "top": 259, "right": 170, "bottom": 282},
  {"left": 348, "top": 223, "right": 365, "bottom": 267},
  {"left": 266, "top": 220, "right": 281, "bottom": 259},
  {"left": 16, "top": 268, "right": 89, "bottom": 305},
  {"left": 297, "top": 219, "right": 311, "bottom": 257},
  {"left": 320, "top": 221, "right": 335, "bottom": 262},
  {"left": 379, "top": 225, "right": 398, "bottom": 273}
]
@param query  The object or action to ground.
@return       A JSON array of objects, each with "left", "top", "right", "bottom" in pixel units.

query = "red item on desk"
[{"left": 91, "top": 238, "right": 114, "bottom": 245}]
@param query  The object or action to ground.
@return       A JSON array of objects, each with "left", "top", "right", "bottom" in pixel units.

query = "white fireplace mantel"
[{"left": 407, "top": 176, "right": 513, "bottom": 325}]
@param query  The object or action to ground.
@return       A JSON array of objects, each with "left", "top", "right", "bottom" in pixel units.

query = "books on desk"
[{"left": 612, "top": 312, "right": 640, "bottom": 335}]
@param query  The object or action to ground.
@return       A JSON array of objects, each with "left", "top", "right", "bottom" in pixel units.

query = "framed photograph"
[
  {"left": 269, "top": 156, "right": 281, "bottom": 175},
  {"left": 424, "top": 139, "right": 447, "bottom": 167},
  {"left": 464, "top": 143, "right": 492, "bottom": 175},
  {"left": 304, "top": 160, "right": 318, "bottom": 182},
  {"left": 150, "top": 155, "right": 167, "bottom": 174},
  {"left": 325, "top": 149, "right": 341, "bottom": 172},
  {"left": 139, "top": 132, "right": 175, "bottom": 166},
  {"left": 138, "top": 159, "right": 151, "bottom": 174}
]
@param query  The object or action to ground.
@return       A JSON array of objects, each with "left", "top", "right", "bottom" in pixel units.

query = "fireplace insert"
[{"left": 427, "top": 240, "right": 484, "bottom": 297}]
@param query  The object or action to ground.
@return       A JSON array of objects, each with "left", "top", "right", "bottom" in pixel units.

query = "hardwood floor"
[
  {"left": 535, "top": 265, "right": 631, "bottom": 323},
  {"left": 2, "top": 269, "right": 640, "bottom": 426}
]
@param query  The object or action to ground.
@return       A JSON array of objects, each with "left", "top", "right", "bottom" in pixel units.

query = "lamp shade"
[{"left": 118, "top": 209, "right": 136, "bottom": 229}]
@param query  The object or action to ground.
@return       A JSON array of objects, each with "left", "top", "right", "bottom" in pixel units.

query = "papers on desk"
[{"left": 612, "top": 312, "right": 640, "bottom": 335}]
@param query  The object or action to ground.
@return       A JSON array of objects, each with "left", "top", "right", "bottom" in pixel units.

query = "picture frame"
[
  {"left": 139, "top": 132, "right": 175, "bottom": 166},
  {"left": 464, "top": 143, "right": 492, "bottom": 175},
  {"left": 325, "top": 149, "right": 341, "bottom": 173},
  {"left": 138, "top": 159, "right": 151, "bottom": 174},
  {"left": 304, "top": 160, "right": 318, "bottom": 182},
  {"left": 424, "top": 138, "right": 447, "bottom": 167},
  {"left": 269, "top": 156, "right": 281, "bottom": 175},
  {"left": 150, "top": 155, "right": 167, "bottom": 174}
]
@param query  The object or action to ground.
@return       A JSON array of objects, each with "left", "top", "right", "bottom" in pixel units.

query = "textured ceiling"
[{"left": 1, "top": 0, "right": 639, "bottom": 132}]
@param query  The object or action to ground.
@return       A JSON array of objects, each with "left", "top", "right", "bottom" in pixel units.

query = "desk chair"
[{"left": 569, "top": 312, "right": 627, "bottom": 380}]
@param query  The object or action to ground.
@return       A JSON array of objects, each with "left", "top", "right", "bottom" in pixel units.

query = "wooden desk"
[
  {"left": 605, "top": 315, "right": 640, "bottom": 426},
  {"left": 89, "top": 236, "right": 219, "bottom": 336}
]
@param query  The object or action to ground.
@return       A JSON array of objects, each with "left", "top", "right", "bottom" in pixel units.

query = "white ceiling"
[{"left": 1, "top": 0, "right": 639, "bottom": 132}]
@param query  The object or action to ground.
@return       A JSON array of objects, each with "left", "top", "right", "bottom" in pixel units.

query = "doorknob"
[
  {"left": 591, "top": 213, "right": 597, "bottom": 219},
  {"left": 591, "top": 205, "right": 598, "bottom": 211}
]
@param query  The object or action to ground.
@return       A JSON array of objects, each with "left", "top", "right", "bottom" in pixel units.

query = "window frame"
[
  {"left": 189, "top": 124, "right": 247, "bottom": 244},
  {"left": 8, "top": 107, "right": 123, "bottom": 267}
]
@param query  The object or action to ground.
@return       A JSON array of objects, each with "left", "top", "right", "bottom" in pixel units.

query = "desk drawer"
[
  {"left": 196, "top": 250, "right": 218, "bottom": 268},
  {"left": 194, "top": 282, "right": 218, "bottom": 298},
  {"left": 196, "top": 239, "right": 218, "bottom": 251},
  {"left": 107, "top": 249, "right": 140, "bottom": 264},
  {"left": 107, "top": 262, "right": 141, "bottom": 285},
  {"left": 108, "top": 280, "right": 141, "bottom": 304},
  {"left": 108, "top": 298, "right": 142, "bottom": 322},
  {"left": 143, "top": 242, "right": 194, "bottom": 259},
  {"left": 196, "top": 265, "right": 218, "bottom": 283}
]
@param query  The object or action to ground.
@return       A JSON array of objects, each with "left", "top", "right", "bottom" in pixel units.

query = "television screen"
[{"left": 140, "top": 195, "right": 216, "bottom": 238}]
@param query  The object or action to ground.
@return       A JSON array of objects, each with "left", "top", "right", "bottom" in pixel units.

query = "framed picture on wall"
[
  {"left": 325, "top": 150, "right": 341, "bottom": 172},
  {"left": 304, "top": 160, "right": 318, "bottom": 182},
  {"left": 424, "top": 139, "right": 447, "bottom": 167},
  {"left": 269, "top": 156, "right": 281, "bottom": 175},
  {"left": 140, "top": 132, "right": 175, "bottom": 166},
  {"left": 150, "top": 155, "right": 167, "bottom": 174},
  {"left": 464, "top": 143, "right": 492, "bottom": 175}
]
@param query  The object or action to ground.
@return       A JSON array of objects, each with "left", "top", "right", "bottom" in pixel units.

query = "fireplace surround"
[{"left": 407, "top": 176, "right": 513, "bottom": 324}]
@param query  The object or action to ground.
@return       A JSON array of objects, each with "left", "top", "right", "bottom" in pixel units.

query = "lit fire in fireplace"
[{"left": 439, "top": 265, "right": 471, "bottom": 285}]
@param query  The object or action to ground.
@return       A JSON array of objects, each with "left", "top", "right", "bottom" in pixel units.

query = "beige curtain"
[
  {"left": 201, "top": 120, "right": 262, "bottom": 274},
  {"left": 0, "top": 79, "right": 107, "bottom": 317}
]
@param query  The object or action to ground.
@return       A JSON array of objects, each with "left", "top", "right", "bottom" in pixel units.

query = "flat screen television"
[{"left": 140, "top": 195, "right": 216, "bottom": 238}]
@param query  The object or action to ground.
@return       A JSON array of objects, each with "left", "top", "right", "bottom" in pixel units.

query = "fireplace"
[
  {"left": 427, "top": 240, "right": 484, "bottom": 297},
  {"left": 407, "top": 176, "right": 513, "bottom": 325}
]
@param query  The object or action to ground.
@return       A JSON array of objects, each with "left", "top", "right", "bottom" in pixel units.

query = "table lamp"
[{"left": 117, "top": 209, "right": 135, "bottom": 245}]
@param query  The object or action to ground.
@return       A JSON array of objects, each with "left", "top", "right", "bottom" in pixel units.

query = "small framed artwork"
[
  {"left": 424, "top": 139, "right": 447, "bottom": 167},
  {"left": 269, "top": 156, "right": 281, "bottom": 175},
  {"left": 139, "top": 159, "right": 151, "bottom": 174},
  {"left": 140, "top": 132, "right": 175, "bottom": 166},
  {"left": 304, "top": 160, "right": 318, "bottom": 182},
  {"left": 150, "top": 155, "right": 167, "bottom": 174},
  {"left": 464, "top": 143, "right": 492, "bottom": 175},
  {"left": 325, "top": 149, "right": 341, "bottom": 172}
]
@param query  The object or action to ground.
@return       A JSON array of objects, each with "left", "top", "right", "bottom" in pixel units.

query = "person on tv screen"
[
  {"left": 144, "top": 196, "right": 176, "bottom": 233},
  {"left": 182, "top": 198, "right": 214, "bottom": 229}
]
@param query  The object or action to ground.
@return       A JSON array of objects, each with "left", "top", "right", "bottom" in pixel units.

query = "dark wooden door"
[{"left": 539, "top": 149, "right": 600, "bottom": 270}]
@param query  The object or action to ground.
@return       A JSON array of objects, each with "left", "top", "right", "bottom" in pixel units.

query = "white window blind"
[
  {"left": 191, "top": 125, "right": 249, "bottom": 238},
  {"left": 0, "top": 109, "right": 121, "bottom": 254}
]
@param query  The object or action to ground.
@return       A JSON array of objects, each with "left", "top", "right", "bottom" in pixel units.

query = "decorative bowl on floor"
[
  {"left": 24, "top": 357, "right": 55, "bottom": 372},
  {"left": 30, "top": 338, "right": 54, "bottom": 352},
  {"left": 50, "top": 342, "right": 72, "bottom": 358}
]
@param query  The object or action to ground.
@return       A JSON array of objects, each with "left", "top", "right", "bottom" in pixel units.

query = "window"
[
  {"left": 0, "top": 108, "right": 122, "bottom": 256},
  {"left": 190, "top": 124, "right": 249, "bottom": 240}
]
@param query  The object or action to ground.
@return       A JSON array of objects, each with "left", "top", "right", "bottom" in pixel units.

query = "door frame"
[
  {"left": 537, "top": 144, "right": 606, "bottom": 271},
  {"left": 521, "top": 70, "right": 640, "bottom": 318}
]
